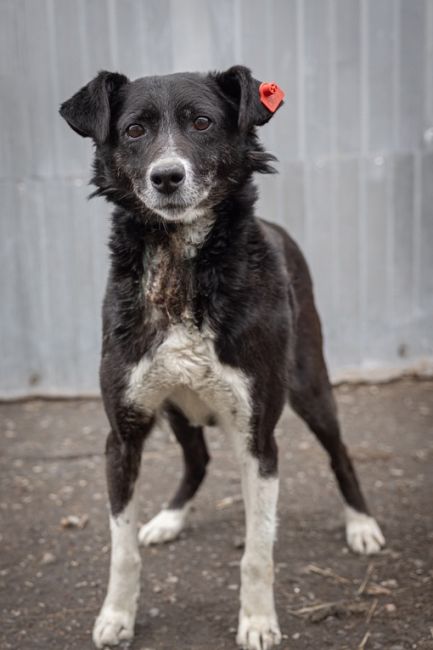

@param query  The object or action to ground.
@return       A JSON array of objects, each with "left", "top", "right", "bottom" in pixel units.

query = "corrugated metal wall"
[{"left": 1, "top": 0, "right": 433, "bottom": 397}]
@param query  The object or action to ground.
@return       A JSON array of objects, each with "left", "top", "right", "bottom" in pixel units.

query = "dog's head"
[{"left": 60, "top": 66, "right": 284, "bottom": 223}]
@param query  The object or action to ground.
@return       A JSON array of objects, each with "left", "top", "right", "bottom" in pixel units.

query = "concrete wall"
[{"left": 1, "top": 0, "right": 433, "bottom": 397}]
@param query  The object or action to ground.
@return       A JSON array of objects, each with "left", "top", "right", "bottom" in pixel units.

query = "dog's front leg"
[
  {"left": 233, "top": 439, "right": 281, "bottom": 650},
  {"left": 93, "top": 415, "right": 153, "bottom": 648}
]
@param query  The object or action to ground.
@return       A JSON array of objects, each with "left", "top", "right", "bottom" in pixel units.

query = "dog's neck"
[
  {"left": 169, "top": 212, "right": 216, "bottom": 258},
  {"left": 140, "top": 212, "right": 215, "bottom": 325}
]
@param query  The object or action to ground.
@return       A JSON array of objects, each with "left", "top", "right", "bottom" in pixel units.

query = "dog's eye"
[
  {"left": 126, "top": 124, "right": 145, "bottom": 138},
  {"left": 193, "top": 116, "right": 211, "bottom": 131}
]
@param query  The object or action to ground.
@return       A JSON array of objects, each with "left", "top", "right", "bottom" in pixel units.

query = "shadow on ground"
[{"left": 1, "top": 379, "right": 432, "bottom": 650}]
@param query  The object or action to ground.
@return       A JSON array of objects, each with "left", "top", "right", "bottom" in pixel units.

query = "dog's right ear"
[
  {"left": 59, "top": 71, "right": 129, "bottom": 143},
  {"left": 214, "top": 65, "right": 284, "bottom": 133}
]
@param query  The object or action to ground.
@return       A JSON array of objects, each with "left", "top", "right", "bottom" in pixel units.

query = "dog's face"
[{"left": 60, "top": 66, "right": 283, "bottom": 223}]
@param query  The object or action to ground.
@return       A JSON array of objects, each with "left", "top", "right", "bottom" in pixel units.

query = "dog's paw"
[
  {"left": 237, "top": 612, "right": 281, "bottom": 650},
  {"left": 92, "top": 606, "right": 135, "bottom": 648},
  {"left": 345, "top": 507, "right": 385, "bottom": 555},
  {"left": 138, "top": 508, "right": 187, "bottom": 546}
]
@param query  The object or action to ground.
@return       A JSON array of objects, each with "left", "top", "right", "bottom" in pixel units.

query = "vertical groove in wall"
[
  {"left": 296, "top": 0, "right": 309, "bottom": 265},
  {"left": 413, "top": 152, "right": 422, "bottom": 315},
  {"left": 137, "top": 0, "right": 146, "bottom": 69},
  {"left": 36, "top": 184, "right": 52, "bottom": 382},
  {"left": 46, "top": 0, "right": 61, "bottom": 173},
  {"left": 330, "top": 160, "right": 339, "bottom": 315},
  {"left": 360, "top": 0, "right": 369, "bottom": 156},
  {"left": 358, "top": 157, "right": 366, "bottom": 362},
  {"left": 15, "top": 0, "right": 32, "bottom": 178},
  {"left": 388, "top": 0, "right": 400, "bottom": 324},
  {"left": 425, "top": 0, "right": 433, "bottom": 124},
  {"left": 234, "top": 0, "right": 242, "bottom": 61},
  {"left": 386, "top": 158, "right": 395, "bottom": 324},
  {"left": 304, "top": 160, "right": 312, "bottom": 262},
  {"left": 359, "top": 0, "right": 369, "bottom": 359},
  {"left": 16, "top": 184, "right": 32, "bottom": 372},
  {"left": 78, "top": 0, "right": 90, "bottom": 80},
  {"left": 418, "top": 0, "right": 433, "bottom": 322},
  {"left": 107, "top": 0, "right": 119, "bottom": 70},
  {"left": 329, "top": 0, "right": 338, "bottom": 312},
  {"left": 296, "top": 0, "right": 305, "bottom": 160},
  {"left": 329, "top": 0, "right": 337, "bottom": 158},
  {"left": 393, "top": 0, "right": 401, "bottom": 149}
]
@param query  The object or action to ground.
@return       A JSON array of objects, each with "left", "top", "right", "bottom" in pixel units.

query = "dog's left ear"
[
  {"left": 214, "top": 65, "right": 284, "bottom": 133},
  {"left": 59, "top": 70, "right": 129, "bottom": 143}
]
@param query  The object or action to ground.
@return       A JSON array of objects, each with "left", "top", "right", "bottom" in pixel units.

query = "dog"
[{"left": 60, "top": 65, "right": 385, "bottom": 650}]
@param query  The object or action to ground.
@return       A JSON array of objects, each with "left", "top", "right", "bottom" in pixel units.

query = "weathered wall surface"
[{"left": 1, "top": 0, "right": 432, "bottom": 397}]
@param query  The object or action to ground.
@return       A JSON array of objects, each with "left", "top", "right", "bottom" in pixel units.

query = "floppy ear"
[
  {"left": 59, "top": 71, "right": 129, "bottom": 143},
  {"left": 214, "top": 65, "right": 284, "bottom": 132}
]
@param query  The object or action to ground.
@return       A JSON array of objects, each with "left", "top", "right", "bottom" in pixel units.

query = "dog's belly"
[{"left": 125, "top": 323, "right": 251, "bottom": 429}]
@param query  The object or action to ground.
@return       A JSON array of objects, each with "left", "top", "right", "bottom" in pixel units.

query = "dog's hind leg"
[
  {"left": 93, "top": 414, "right": 153, "bottom": 649},
  {"left": 138, "top": 404, "right": 210, "bottom": 546},
  {"left": 288, "top": 336, "right": 385, "bottom": 554}
]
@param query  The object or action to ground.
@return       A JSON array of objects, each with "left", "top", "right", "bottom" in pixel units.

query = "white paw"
[
  {"left": 345, "top": 507, "right": 385, "bottom": 555},
  {"left": 92, "top": 605, "right": 135, "bottom": 648},
  {"left": 237, "top": 612, "right": 281, "bottom": 650},
  {"left": 138, "top": 508, "right": 187, "bottom": 546}
]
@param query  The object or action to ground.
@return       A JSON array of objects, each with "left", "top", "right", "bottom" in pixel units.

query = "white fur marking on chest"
[{"left": 126, "top": 324, "right": 251, "bottom": 429}]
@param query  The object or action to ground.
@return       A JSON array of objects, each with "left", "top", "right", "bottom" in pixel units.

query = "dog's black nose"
[{"left": 150, "top": 163, "right": 186, "bottom": 195}]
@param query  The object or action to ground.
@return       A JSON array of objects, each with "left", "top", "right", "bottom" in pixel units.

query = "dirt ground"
[{"left": 1, "top": 378, "right": 432, "bottom": 650}]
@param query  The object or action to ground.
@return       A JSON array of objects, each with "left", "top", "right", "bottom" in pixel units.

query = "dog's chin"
[
  {"left": 135, "top": 186, "right": 212, "bottom": 224},
  {"left": 150, "top": 203, "right": 203, "bottom": 224},
  {"left": 137, "top": 192, "right": 207, "bottom": 224}
]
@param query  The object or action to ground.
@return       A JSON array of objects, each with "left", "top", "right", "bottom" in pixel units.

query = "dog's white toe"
[
  {"left": 237, "top": 612, "right": 281, "bottom": 650},
  {"left": 345, "top": 506, "right": 385, "bottom": 555},
  {"left": 138, "top": 507, "right": 187, "bottom": 546},
  {"left": 92, "top": 606, "right": 135, "bottom": 648}
]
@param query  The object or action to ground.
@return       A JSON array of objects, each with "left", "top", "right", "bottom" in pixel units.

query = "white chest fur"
[{"left": 125, "top": 323, "right": 251, "bottom": 430}]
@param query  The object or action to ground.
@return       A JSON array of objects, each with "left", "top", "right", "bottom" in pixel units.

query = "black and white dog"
[{"left": 60, "top": 66, "right": 385, "bottom": 650}]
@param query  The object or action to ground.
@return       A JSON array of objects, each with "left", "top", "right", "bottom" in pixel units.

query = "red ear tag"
[{"left": 259, "top": 82, "right": 285, "bottom": 113}]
